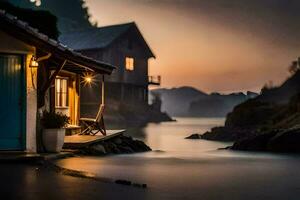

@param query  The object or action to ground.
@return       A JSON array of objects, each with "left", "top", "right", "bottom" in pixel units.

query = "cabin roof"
[
  {"left": 59, "top": 22, "right": 155, "bottom": 58},
  {"left": 0, "top": 10, "right": 116, "bottom": 74}
]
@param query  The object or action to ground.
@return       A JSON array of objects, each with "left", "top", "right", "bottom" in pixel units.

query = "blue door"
[{"left": 0, "top": 55, "right": 25, "bottom": 150}]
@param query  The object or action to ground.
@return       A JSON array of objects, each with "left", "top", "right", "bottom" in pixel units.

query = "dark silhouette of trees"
[
  {"left": 6, "top": 0, "right": 95, "bottom": 33},
  {"left": 289, "top": 58, "right": 300, "bottom": 74},
  {"left": 0, "top": 1, "right": 59, "bottom": 39},
  {"left": 261, "top": 81, "right": 274, "bottom": 94}
]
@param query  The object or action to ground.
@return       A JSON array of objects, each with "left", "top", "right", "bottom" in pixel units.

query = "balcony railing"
[{"left": 148, "top": 75, "right": 161, "bottom": 86}]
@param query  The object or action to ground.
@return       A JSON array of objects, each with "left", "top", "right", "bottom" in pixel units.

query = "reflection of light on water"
[
  {"left": 58, "top": 117, "right": 230, "bottom": 170},
  {"left": 135, "top": 117, "right": 227, "bottom": 155}
]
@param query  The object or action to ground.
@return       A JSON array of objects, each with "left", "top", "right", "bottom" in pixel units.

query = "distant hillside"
[
  {"left": 189, "top": 92, "right": 257, "bottom": 117},
  {"left": 151, "top": 87, "right": 208, "bottom": 116},
  {"left": 151, "top": 87, "right": 258, "bottom": 117}
]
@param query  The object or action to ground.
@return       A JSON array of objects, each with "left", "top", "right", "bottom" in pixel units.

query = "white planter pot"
[{"left": 43, "top": 129, "right": 65, "bottom": 153}]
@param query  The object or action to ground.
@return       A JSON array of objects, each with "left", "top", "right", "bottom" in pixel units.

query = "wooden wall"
[
  {"left": 79, "top": 28, "right": 152, "bottom": 116},
  {"left": 79, "top": 29, "right": 150, "bottom": 87}
]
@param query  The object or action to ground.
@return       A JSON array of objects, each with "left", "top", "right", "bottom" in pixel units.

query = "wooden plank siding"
[{"left": 79, "top": 29, "right": 151, "bottom": 111}]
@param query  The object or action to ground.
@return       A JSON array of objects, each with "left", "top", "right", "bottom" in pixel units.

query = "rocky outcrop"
[
  {"left": 267, "top": 126, "right": 300, "bottom": 152},
  {"left": 226, "top": 93, "right": 300, "bottom": 153},
  {"left": 201, "top": 127, "right": 257, "bottom": 141},
  {"left": 201, "top": 99, "right": 281, "bottom": 141},
  {"left": 231, "top": 131, "right": 278, "bottom": 151},
  {"left": 202, "top": 71, "right": 300, "bottom": 143},
  {"left": 204, "top": 93, "right": 300, "bottom": 142},
  {"left": 225, "top": 100, "right": 280, "bottom": 129},
  {"left": 82, "top": 135, "right": 151, "bottom": 155}
]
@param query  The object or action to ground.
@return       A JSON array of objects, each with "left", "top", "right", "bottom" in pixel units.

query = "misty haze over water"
[{"left": 57, "top": 118, "right": 300, "bottom": 200}]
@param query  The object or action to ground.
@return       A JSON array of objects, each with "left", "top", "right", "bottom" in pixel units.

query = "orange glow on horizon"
[{"left": 86, "top": 0, "right": 297, "bottom": 93}]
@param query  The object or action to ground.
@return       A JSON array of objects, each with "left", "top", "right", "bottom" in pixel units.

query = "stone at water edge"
[
  {"left": 115, "top": 180, "right": 132, "bottom": 186},
  {"left": 230, "top": 132, "right": 277, "bottom": 151},
  {"left": 185, "top": 134, "right": 201, "bottom": 139},
  {"left": 230, "top": 127, "right": 300, "bottom": 153},
  {"left": 91, "top": 144, "right": 107, "bottom": 154},
  {"left": 84, "top": 135, "right": 152, "bottom": 155},
  {"left": 267, "top": 127, "right": 300, "bottom": 152},
  {"left": 112, "top": 137, "right": 122, "bottom": 145}
]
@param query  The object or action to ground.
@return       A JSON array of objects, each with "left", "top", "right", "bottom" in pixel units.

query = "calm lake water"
[{"left": 57, "top": 118, "right": 300, "bottom": 200}]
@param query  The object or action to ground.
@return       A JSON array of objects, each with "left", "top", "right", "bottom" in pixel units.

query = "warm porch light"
[
  {"left": 30, "top": 56, "right": 39, "bottom": 68},
  {"left": 85, "top": 76, "right": 92, "bottom": 83},
  {"left": 82, "top": 72, "right": 96, "bottom": 87}
]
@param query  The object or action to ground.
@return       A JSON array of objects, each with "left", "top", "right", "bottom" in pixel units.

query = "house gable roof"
[
  {"left": 0, "top": 10, "right": 115, "bottom": 75},
  {"left": 59, "top": 22, "right": 155, "bottom": 58}
]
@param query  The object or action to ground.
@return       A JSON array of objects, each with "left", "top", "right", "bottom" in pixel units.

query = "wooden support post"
[
  {"left": 102, "top": 75, "right": 105, "bottom": 105},
  {"left": 100, "top": 75, "right": 106, "bottom": 135}
]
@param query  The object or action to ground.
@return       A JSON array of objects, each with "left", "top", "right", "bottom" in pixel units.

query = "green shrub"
[{"left": 41, "top": 111, "right": 69, "bottom": 129}]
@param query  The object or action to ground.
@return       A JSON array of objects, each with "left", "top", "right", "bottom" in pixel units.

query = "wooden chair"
[{"left": 80, "top": 104, "right": 106, "bottom": 136}]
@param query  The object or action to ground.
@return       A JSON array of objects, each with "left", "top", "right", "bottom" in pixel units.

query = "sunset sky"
[{"left": 86, "top": 0, "right": 300, "bottom": 93}]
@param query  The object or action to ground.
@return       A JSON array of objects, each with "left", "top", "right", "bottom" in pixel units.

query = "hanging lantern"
[{"left": 30, "top": 56, "right": 39, "bottom": 68}]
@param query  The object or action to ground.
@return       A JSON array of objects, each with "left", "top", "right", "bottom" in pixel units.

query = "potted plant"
[{"left": 41, "top": 111, "right": 69, "bottom": 153}]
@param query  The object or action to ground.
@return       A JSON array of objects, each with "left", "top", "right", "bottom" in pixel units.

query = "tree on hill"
[
  {"left": 289, "top": 59, "right": 300, "bottom": 75},
  {"left": 7, "top": 0, "right": 95, "bottom": 33},
  {"left": 261, "top": 80, "right": 274, "bottom": 94}
]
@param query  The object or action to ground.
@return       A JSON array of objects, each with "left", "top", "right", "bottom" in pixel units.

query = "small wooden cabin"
[
  {"left": 0, "top": 10, "right": 114, "bottom": 152},
  {"left": 59, "top": 23, "right": 160, "bottom": 116}
]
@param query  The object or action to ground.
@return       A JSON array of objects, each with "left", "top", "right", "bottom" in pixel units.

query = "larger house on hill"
[{"left": 60, "top": 22, "right": 161, "bottom": 119}]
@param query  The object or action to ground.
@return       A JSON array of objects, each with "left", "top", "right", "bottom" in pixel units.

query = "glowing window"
[
  {"left": 55, "top": 78, "right": 68, "bottom": 108},
  {"left": 125, "top": 57, "right": 134, "bottom": 71}
]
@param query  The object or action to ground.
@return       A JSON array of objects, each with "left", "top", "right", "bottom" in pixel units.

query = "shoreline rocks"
[
  {"left": 185, "top": 134, "right": 201, "bottom": 139},
  {"left": 231, "top": 131, "right": 277, "bottom": 151},
  {"left": 115, "top": 180, "right": 147, "bottom": 188},
  {"left": 231, "top": 126, "right": 300, "bottom": 153},
  {"left": 82, "top": 135, "right": 151, "bottom": 155},
  {"left": 201, "top": 127, "right": 256, "bottom": 142}
]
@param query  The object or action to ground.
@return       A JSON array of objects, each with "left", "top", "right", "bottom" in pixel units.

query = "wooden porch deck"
[{"left": 63, "top": 130, "right": 126, "bottom": 149}]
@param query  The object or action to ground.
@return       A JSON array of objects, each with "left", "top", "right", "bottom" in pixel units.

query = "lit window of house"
[
  {"left": 55, "top": 78, "right": 68, "bottom": 108},
  {"left": 125, "top": 57, "right": 134, "bottom": 71}
]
